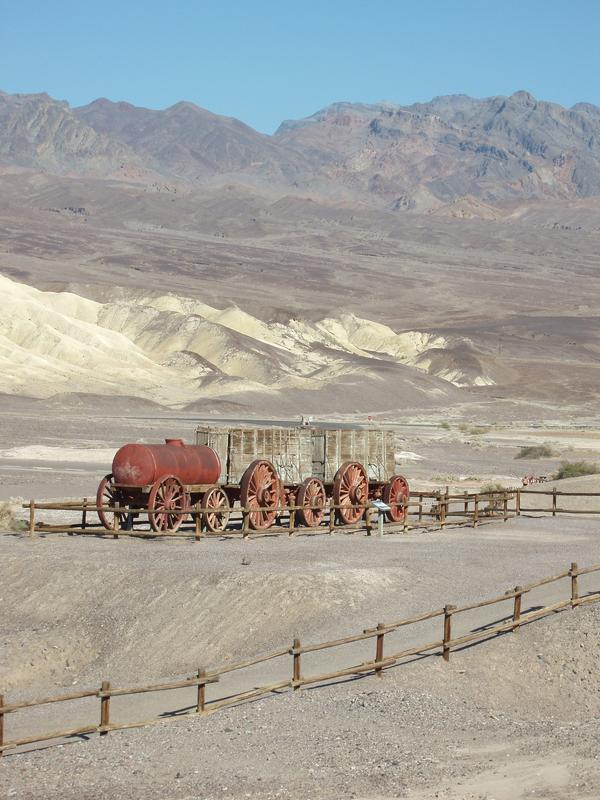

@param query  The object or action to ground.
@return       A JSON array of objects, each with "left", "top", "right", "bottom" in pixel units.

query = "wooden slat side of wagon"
[
  {"left": 194, "top": 425, "right": 395, "bottom": 483},
  {"left": 195, "top": 424, "right": 407, "bottom": 528},
  {"left": 321, "top": 428, "right": 395, "bottom": 482},
  {"left": 195, "top": 425, "right": 307, "bottom": 484}
]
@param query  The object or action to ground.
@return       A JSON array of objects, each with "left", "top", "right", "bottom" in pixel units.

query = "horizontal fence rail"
[
  {"left": 13, "top": 487, "right": 538, "bottom": 539},
  {"left": 5, "top": 487, "right": 599, "bottom": 542},
  {"left": 1, "top": 560, "right": 598, "bottom": 758}
]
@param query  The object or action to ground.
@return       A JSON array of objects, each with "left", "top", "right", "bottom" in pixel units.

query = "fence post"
[
  {"left": 112, "top": 503, "right": 120, "bottom": 539},
  {"left": 463, "top": 492, "right": 468, "bottom": 518},
  {"left": 194, "top": 502, "right": 202, "bottom": 541},
  {"left": 512, "top": 586, "right": 523, "bottom": 632},
  {"left": 570, "top": 562, "right": 579, "bottom": 608},
  {"left": 292, "top": 638, "right": 301, "bottom": 688},
  {"left": 503, "top": 492, "right": 508, "bottom": 522},
  {"left": 242, "top": 507, "right": 249, "bottom": 539},
  {"left": 418, "top": 494, "right": 423, "bottom": 522},
  {"left": 364, "top": 506, "right": 372, "bottom": 536},
  {"left": 288, "top": 506, "right": 296, "bottom": 536},
  {"left": 440, "top": 491, "right": 448, "bottom": 529},
  {"left": 473, "top": 496, "right": 479, "bottom": 527},
  {"left": 375, "top": 622, "right": 385, "bottom": 677},
  {"left": 100, "top": 681, "right": 110, "bottom": 735},
  {"left": 552, "top": 487, "right": 557, "bottom": 517},
  {"left": 29, "top": 500, "right": 35, "bottom": 536},
  {"left": 329, "top": 498, "right": 335, "bottom": 534},
  {"left": 196, "top": 668, "right": 206, "bottom": 713},
  {"left": 516, "top": 489, "right": 521, "bottom": 516},
  {"left": 80, "top": 497, "right": 87, "bottom": 533},
  {"left": 442, "top": 605, "right": 456, "bottom": 662},
  {"left": 0, "top": 692, "right": 4, "bottom": 758}
]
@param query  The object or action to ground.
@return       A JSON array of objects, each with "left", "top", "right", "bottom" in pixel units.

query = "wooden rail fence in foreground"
[
  {"left": 15, "top": 487, "right": 600, "bottom": 539},
  {"left": 1, "top": 560, "right": 598, "bottom": 757}
]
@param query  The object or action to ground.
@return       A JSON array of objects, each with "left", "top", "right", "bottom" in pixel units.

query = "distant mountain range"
[{"left": 3, "top": 89, "right": 600, "bottom": 211}]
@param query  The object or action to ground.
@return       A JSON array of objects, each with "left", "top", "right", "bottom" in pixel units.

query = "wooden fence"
[
  {"left": 11, "top": 487, "right": 600, "bottom": 540},
  {"left": 18, "top": 488, "right": 524, "bottom": 539},
  {"left": 518, "top": 487, "right": 600, "bottom": 515},
  {"left": 1, "top": 560, "right": 598, "bottom": 757}
]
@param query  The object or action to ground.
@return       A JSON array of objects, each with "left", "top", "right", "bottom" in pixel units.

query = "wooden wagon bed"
[{"left": 195, "top": 424, "right": 396, "bottom": 485}]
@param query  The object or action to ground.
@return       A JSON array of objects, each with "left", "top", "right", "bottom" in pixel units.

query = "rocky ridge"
[{"left": 3, "top": 89, "right": 600, "bottom": 210}]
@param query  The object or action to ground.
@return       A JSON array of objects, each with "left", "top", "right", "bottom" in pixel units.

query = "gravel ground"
[
  {"left": 1, "top": 513, "right": 599, "bottom": 798},
  {"left": 2, "top": 515, "right": 599, "bottom": 691},
  {"left": 1, "top": 603, "right": 598, "bottom": 800},
  {"left": 2, "top": 406, "right": 598, "bottom": 503}
]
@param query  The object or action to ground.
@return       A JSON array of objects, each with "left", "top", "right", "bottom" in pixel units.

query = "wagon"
[
  {"left": 96, "top": 424, "right": 409, "bottom": 533},
  {"left": 194, "top": 424, "right": 408, "bottom": 529}
]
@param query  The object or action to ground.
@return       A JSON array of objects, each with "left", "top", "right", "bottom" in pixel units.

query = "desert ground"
[
  {"left": 1, "top": 416, "right": 599, "bottom": 800},
  {"left": 1, "top": 512, "right": 599, "bottom": 799},
  {"left": 2, "top": 91, "right": 600, "bottom": 799},
  {"left": 1, "top": 396, "right": 599, "bottom": 502},
  {"left": 1, "top": 219, "right": 599, "bottom": 798},
  {"left": 2, "top": 168, "right": 600, "bottom": 419}
]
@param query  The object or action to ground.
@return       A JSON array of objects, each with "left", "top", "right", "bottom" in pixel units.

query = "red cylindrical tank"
[{"left": 112, "top": 438, "right": 221, "bottom": 487}]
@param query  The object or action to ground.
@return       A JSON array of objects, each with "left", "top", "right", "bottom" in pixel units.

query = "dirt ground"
[
  {"left": 1, "top": 402, "right": 599, "bottom": 502},
  {"left": 2, "top": 107, "right": 600, "bottom": 798},
  {"left": 1, "top": 409, "right": 599, "bottom": 798},
  {"left": 2, "top": 604, "right": 600, "bottom": 800},
  {"left": 1, "top": 513, "right": 599, "bottom": 799},
  {"left": 2, "top": 180, "right": 600, "bottom": 416}
]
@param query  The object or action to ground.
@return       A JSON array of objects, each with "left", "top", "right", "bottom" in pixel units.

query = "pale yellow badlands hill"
[{"left": 0, "top": 274, "right": 488, "bottom": 407}]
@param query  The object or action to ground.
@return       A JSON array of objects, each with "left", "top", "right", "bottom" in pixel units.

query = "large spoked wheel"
[
  {"left": 240, "top": 460, "right": 280, "bottom": 530},
  {"left": 96, "top": 474, "right": 130, "bottom": 530},
  {"left": 297, "top": 477, "right": 326, "bottom": 527},
  {"left": 333, "top": 461, "right": 368, "bottom": 525},
  {"left": 383, "top": 475, "right": 410, "bottom": 522},
  {"left": 201, "top": 486, "right": 231, "bottom": 532},
  {"left": 148, "top": 475, "right": 188, "bottom": 533}
]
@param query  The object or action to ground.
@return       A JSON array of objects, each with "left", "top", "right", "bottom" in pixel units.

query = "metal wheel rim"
[
  {"left": 201, "top": 486, "right": 231, "bottom": 532},
  {"left": 96, "top": 474, "right": 129, "bottom": 530},
  {"left": 240, "top": 460, "right": 279, "bottom": 530},
  {"left": 333, "top": 462, "right": 368, "bottom": 525},
  {"left": 298, "top": 477, "right": 326, "bottom": 527},
  {"left": 148, "top": 476, "right": 187, "bottom": 532},
  {"left": 384, "top": 475, "right": 409, "bottom": 522}
]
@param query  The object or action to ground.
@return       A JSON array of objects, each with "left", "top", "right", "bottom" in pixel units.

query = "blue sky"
[{"left": 2, "top": 0, "right": 599, "bottom": 133}]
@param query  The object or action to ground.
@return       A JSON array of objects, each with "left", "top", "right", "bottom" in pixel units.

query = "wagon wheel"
[
  {"left": 148, "top": 475, "right": 188, "bottom": 533},
  {"left": 383, "top": 475, "right": 410, "bottom": 522},
  {"left": 333, "top": 461, "right": 368, "bottom": 525},
  {"left": 240, "top": 459, "right": 279, "bottom": 530},
  {"left": 297, "top": 477, "right": 326, "bottom": 527},
  {"left": 201, "top": 486, "right": 231, "bottom": 532},
  {"left": 96, "top": 474, "right": 131, "bottom": 531}
]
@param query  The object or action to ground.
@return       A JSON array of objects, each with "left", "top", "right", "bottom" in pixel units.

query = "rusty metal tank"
[{"left": 112, "top": 438, "right": 221, "bottom": 487}]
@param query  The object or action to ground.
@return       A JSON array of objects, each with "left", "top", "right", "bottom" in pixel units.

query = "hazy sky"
[{"left": 2, "top": 0, "right": 599, "bottom": 133}]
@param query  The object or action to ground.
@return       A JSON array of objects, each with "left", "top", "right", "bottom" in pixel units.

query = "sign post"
[{"left": 371, "top": 499, "right": 391, "bottom": 537}]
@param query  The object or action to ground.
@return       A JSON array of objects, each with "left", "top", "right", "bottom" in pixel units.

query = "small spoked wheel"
[
  {"left": 148, "top": 475, "right": 188, "bottom": 533},
  {"left": 297, "top": 477, "right": 326, "bottom": 527},
  {"left": 240, "top": 460, "right": 280, "bottom": 530},
  {"left": 383, "top": 475, "right": 410, "bottom": 522},
  {"left": 201, "top": 486, "right": 231, "bottom": 532},
  {"left": 96, "top": 474, "right": 131, "bottom": 531},
  {"left": 333, "top": 461, "right": 368, "bottom": 525}
]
